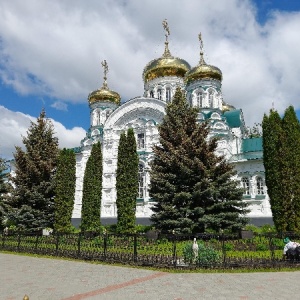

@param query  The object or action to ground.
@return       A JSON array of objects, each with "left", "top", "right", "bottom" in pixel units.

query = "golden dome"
[
  {"left": 143, "top": 51, "right": 191, "bottom": 83},
  {"left": 185, "top": 33, "right": 222, "bottom": 84},
  {"left": 185, "top": 62, "right": 222, "bottom": 84},
  {"left": 143, "top": 19, "right": 191, "bottom": 83},
  {"left": 222, "top": 101, "right": 236, "bottom": 112},
  {"left": 88, "top": 86, "right": 120, "bottom": 105},
  {"left": 88, "top": 60, "right": 121, "bottom": 106}
]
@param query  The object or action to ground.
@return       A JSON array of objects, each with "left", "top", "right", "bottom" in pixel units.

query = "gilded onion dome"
[
  {"left": 143, "top": 20, "right": 191, "bottom": 83},
  {"left": 222, "top": 101, "right": 236, "bottom": 112},
  {"left": 88, "top": 60, "right": 121, "bottom": 105},
  {"left": 185, "top": 33, "right": 222, "bottom": 84}
]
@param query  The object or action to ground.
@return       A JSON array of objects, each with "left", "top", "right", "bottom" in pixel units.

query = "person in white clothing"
[{"left": 283, "top": 237, "right": 300, "bottom": 258}]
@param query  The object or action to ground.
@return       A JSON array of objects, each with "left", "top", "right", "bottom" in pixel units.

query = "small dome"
[
  {"left": 88, "top": 60, "right": 121, "bottom": 106},
  {"left": 88, "top": 86, "right": 120, "bottom": 105},
  {"left": 185, "top": 63, "right": 222, "bottom": 84},
  {"left": 222, "top": 101, "right": 236, "bottom": 112},
  {"left": 185, "top": 33, "right": 222, "bottom": 84}
]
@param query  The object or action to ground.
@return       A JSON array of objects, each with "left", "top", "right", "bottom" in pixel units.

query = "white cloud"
[
  {"left": 51, "top": 101, "right": 68, "bottom": 111},
  {"left": 0, "top": 106, "right": 86, "bottom": 159},
  {"left": 0, "top": 0, "right": 299, "bottom": 135}
]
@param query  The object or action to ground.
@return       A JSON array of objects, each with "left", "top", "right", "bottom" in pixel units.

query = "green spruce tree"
[
  {"left": 116, "top": 129, "right": 139, "bottom": 233},
  {"left": 6, "top": 109, "right": 59, "bottom": 230},
  {"left": 150, "top": 87, "right": 248, "bottom": 234},
  {"left": 81, "top": 142, "right": 102, "bottom": 232},
  {"left": 0, "top": 158, "right": 9, "bottom": 230},
  {"left": 54, "top": 148, "right": 76, "bottom": 232}
]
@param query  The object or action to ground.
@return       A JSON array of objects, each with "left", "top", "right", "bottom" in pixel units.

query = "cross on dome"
[
  {"left": 198, "top": 33, "right": 206, "bottom": 65},
  {"left": 101, "top": 60, "right": 109, "bottom": 89},
  {"left": 162, "top": 19, "right": 171, "bottom": 57}
]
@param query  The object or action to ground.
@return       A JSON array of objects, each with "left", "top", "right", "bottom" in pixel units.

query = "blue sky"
[{"left": 0, "top": 0, "right": 300, "bottom": 159}]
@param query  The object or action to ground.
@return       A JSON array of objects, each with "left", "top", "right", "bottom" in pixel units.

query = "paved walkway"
[{"left": 1, "top": 253, "right": 300, "bottom": 300}]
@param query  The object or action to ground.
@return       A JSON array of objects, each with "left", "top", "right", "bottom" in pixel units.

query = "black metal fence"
[{"left": 1, "top": 231, "right": 300, "bottom": 269}]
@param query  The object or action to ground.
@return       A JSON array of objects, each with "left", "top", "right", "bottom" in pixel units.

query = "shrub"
[{"left": 183, "top": 241, "right": 221, "bottom": 265}]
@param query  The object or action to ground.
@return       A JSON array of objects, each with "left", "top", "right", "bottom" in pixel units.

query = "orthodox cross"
[
  {"left": 101, "top": 60, "right": 109, "bottom": 88},
  {"left": 198, "top": 33, "right": 205, "bottom": 65},
  {"left": 162, "top": 19, "right": 171, "bottom": 57},
  {"left": 162, "top": 19, "right": 170, "bottom": 42}
]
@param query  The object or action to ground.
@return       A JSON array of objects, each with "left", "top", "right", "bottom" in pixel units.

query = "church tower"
[
  {"left": 87, "top": 60, "right": 120, "bottom": 140},
  {"left": 143, "top": 20, "right": 191, "bottom": 102}
]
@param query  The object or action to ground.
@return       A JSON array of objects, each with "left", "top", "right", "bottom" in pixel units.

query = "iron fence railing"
[{"left": 1, "top": 231, "right": 300, "bottom": 269}]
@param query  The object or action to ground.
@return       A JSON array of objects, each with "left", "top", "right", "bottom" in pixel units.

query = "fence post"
[
  {"left": 221, "top": 230, "right": 226, "bottom": 268},
  {"left": 55, "top": 233, "right": 59, "bottom": 256},
  {"left": 268, "top": 234, "right": 275, "bottom": 265},
  {"left": 172, "top": 230, "right": 177, "bottom": 267},
  {"left": 103, "top": 230, "right": 107, "bottom": 260},
  {"left": 77, "top": 233, "right": 81, "bottom": 258},
  {"left": 17, "top": 233, "right": 21, "bottom": 252},
  {"left": 1, "top": 233, "right": 5, "bottom": 248},
  {"left": 35, "top": 234, "right": 39, "bottom": 251},
  {"left": 133, "top": 234, "right": 138, "bottom": 263}
]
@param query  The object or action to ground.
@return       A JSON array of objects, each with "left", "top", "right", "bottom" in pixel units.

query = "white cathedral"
[{"left": 72, "top": 22, "right": 272, "bottom": 225}]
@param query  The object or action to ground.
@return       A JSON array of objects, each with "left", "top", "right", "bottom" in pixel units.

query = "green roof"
[
  {"left": 242, "top": 137, "right": 263, "bottom": 152},
  {"left": 223, "top": 109, "right": 241, "bottom": 128}
]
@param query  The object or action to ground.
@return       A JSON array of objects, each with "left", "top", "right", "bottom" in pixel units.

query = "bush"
[{"left": 183, "top": 241, "right": 221, "bottom": 265}]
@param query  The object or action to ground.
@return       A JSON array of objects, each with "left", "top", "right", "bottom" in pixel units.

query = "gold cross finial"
[
  {"left": 162, "top": 19, "right": 170, "bottom": 40},
  {"left": 198, "top": 32, "right": 206, "bottom": 65},
  {"left": 162, "top": 19, "right": 171, "bottom": 57},
  {"left": 101, "top": 60, "right": 109, "bottom": 88}
]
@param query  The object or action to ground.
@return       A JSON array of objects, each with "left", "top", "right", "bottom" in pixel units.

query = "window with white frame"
[
  {"left": 197, "top": 92, "right": 203, "bottom": 108},
  {"left": 166, "top": 87, "right": 171, "bottom": 103},
  {"left": 138, "top": 163, "right": 145, "bottom": 198},
  {"left": 157, "top": 89, "right": 162, "bottom": 100},
  {"left": 241, "top": 177, "right": 250, "bottom": 195},
  {"left": 137, "top": 133, "right": 145, "bottom": 149},
  {"left": 208, "top": 91, "right": 213, "bottom": 108},
  {"left": 256, "top": 177, "right": 264, "bottom": 195}
]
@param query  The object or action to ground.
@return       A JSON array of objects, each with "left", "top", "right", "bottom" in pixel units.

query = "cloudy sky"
[{"left": 0, "top": 0, "right": 300, "bottom": 159}]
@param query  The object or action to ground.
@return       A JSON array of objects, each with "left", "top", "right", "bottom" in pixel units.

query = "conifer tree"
[
  {"left": 150, "top": 87, "right": 248, "bottom": 234},
  {"left": 263, "top": 106, "right": 300, "bottom": 232},
  {"left": 281, "top": 107, "right": 300, "bottom": 231},
  {"left": 81, "top": 142, "right": 102, "bottom": 232},
  {"left": 54, "top": 148, "right": 76, "bottom": 232},
  {"left": 262, "top": 110, "right": 284, "bottom": 231},
  {"left": 0, "top": 158, "right": 9, "bottom": 229},
  {"left": 116, "top": 129, "right": 139, "bottom": 233},
  {"left": 6, "top": 110, "right": 59, "bottom": 230}
]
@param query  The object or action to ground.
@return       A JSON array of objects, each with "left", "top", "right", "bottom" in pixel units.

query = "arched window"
[
  {"left": 97, "top": 110, "right": 101, "bottom": 125},
  {"left": 150, "top": 90, "right": 154, "bottom": 98},
  {"left": 137, "top": 133, "right": 145, "bottom": 149},
  {"left": 157, "top": 89, "right": 162, "bottom": 100},
  {"left": 138, "top": 163, "right": 145, "bottom": 199},
  {"left": 196, "top": 92, "right": 203, "bottom": 108},
  {"left": 256, "top": 177, "right": 264, "bottom": 195},
  {"left": 166, "top": 87, "right": 171, "bottom": 103},
  {"left": 208, "top": 91, "right": 213, "bottom": 108},
  {"left": 241, "top": 177, "right": 250, "bottom": 195}
]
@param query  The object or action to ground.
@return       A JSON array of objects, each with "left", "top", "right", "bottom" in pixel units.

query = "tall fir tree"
[
  {"left": 81, "top": 142, "right": 102, "bottom": 232},
  {"left": 0, "top": 158, "right": 9, "bottom": 230},
  {"left": 263, "top": 106, "right": 300, "bottom": 232},
  {"left": 54, "top": 148, "right": 76, "bottom": 232},
  {"left": 150, "top": 87, "right": 248, "bottom": 234},
  {"left": 6, "top": 110, "right": 59, "bottom": 230},
  {"left": 116, "top": 129, "right": 139, "bottom": 233},
  {"left": 281, "top": 107, "right": 300, "bottom": 231}
]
